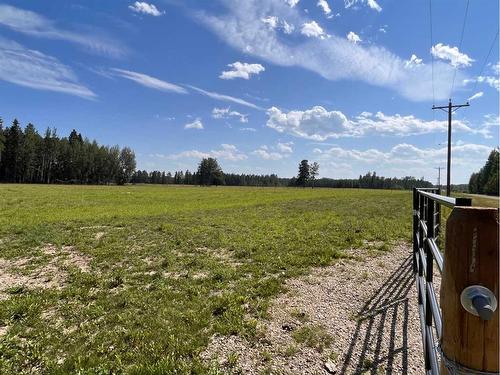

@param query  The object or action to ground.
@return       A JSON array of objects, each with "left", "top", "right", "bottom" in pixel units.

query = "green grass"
[
  {"left": 0, "top": 184, "right": 414, "bottom": 374},
  {"left": 291, "top": 324, "right": 334, "bottom": 352}
]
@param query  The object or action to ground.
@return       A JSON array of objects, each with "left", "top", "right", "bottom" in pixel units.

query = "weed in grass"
[
  {"left": 283, "top": 345, "right": 299, "bottom": 357},
  {"left": 292, "top": 324, "right": 334, "bottom": 352},
  {"left": 226, "top": 352, "right": 239, "bottom": 368},
  {"left": 290, "top": 308, "right": 309, "bottom": 323},
  {"left": 261, "top": 350, "right": 272, "bottom": 363}
]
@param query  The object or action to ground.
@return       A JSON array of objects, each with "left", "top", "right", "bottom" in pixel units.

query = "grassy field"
[{"left": 0, "top": 185, "right": 493, "bottom": 373}]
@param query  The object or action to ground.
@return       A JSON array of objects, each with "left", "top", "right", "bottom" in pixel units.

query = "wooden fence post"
[{"left": 440, "top": 207, "right": 499, "bottom": 372}]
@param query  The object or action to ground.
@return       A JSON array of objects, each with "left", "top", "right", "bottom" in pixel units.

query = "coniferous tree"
[
  {"left": 0, "top": 117, "right": 5, "bottom": 167},
  {"left": 3, "top": 119, "right": 23, "bottom": 182},
  {"left": 469, "top": 149, "right": 499, "bottom": 196},
  {"left": 296, "top": 159, "right": 310, "bottom": 187},
  {"left": 20, "top": 123, "right": 39, "bottom": 182},
  {"left": 196, "top": 158, "right": 224, "bottom": 185}
]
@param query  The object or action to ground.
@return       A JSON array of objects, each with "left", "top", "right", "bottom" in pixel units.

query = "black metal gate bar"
[{"left": 412, "top": 188, "right": 472, "bottom": 374}]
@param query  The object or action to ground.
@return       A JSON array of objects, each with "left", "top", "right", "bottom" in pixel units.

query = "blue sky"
[{"left": 0, "top": 0, "right": 498, "bottom": 183}]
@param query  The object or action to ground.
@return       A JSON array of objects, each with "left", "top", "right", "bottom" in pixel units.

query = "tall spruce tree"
[
  {"left": 196, "top": 158, "right": 224, "bottom": 185},
  {"left": 3, "top": 119, "right": 23, "bottom": 182},
  {"left": 297, "top": 159, "right": 310, "bottom": 187}
]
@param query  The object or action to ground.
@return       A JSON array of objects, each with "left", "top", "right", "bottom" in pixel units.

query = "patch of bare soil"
[
  {"left": 203, "top": 244, "right": 433, "bottom": 374},
  {"left": 195, "top": 247, "right": 246, "bottom": 268},
  {"left": 94, "top": 232, "right": 106, "bottom": 240},
  {"left": 0, "top": 258, "right": 65, "bottom": 300},
  {"left": 0, "top": 244, "right": 92, "bottom": 299}
]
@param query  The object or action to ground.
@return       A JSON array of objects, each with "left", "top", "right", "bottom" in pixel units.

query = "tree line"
[
  {"left": 0, "top": 118, "right": 136, "bottom": 184},
  {"left": 0, "top": 118, "right": 434, "bottom": 190},
  {"left": 468, "top": 149, "right": 499, "bottom": 196},
  {"left": 133, "top": 158, "right": 433, "bottom": 190}
]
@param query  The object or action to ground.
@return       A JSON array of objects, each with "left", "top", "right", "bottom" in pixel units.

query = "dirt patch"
[
  {"left": 0, "top": 258, "right": 66, "bottom": 300},
  {"left": 202, "top": 244, "right": 431, "bottom": 374},
  {"left": 0, "top": 244, "right": 92, "bottom": 299},
  {"left": 79, "top": 225, "right": 110, "bottom": 230},
  {"left": 60, "top": 246, "right": 91, "bottom": 272},
  {"left": 0, "top": 325, "right": 8, "bottom": 337},
  {"left": 94, "top": 232, "right": 105, "bottom": 241},
  {"left": 195, "top": 247, "right": 245, "bottom": 268}
]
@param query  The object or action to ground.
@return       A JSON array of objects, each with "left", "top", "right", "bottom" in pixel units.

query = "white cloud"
[
  {"left": 282, "top": 20, "right": 295, "bottom": 34},
  {"left": 167, "top": 144, "right": 247, "bottom": 161},
  {"left": 266, "top": 105, "right": 483, "bottom": 141},
  {"left": 464, "top": 74, "right": 500, "bottom": 91},
  {"left": 199, "top": 0, "right": 464, "bottom": 101},
  {"left": 467, "top": 92, "right": 483, "bottom": 102},
  {"left": 187, "top": 85, "right": 262, "bottom": 109},
  {"left": 491, "top": 62, "right": 500, "bottom": 75},
  {"left": 404, "top": 54, "right": 423, "bottom": 68},
  {"left": 128, "top": 2, "right": 164, "bottom": 16},
  {"left": 476, "top": 76, "right": 499, "bottom": 91},
  {"left": 347, "top": 31, "right": 362, "bottom": 44},
  {"left": 345, "top": 0, "right": 382, "bottom": 12},
  {"left": 431, "top": 43, "right": 474, "bottom": 67},
  {"left": 261, "top": 16, "right": 295, "bottom": 34},
  {"left": 241, "top": 127, "right": 257, "bottom": 132},
  {"left": 267, "top": 106, "right": 349, "bottom": 140},
  {"left": 261, "top": 16, "right": 279, "bottom": 29},
  {"left": 219, "top": 61, "right": 265, "bottom": 80},
  {"left": 317, "top": 0, "right": 332, "bottom": 16},
  {"left": 252, "top": 142, "right": 293, "bottom": 160},
  {"left": 301, "top": 21, "right": 326, "bottom": 39},
  {"left": 0, "top": 4, "right": 126, "bottom": 58},
  {"left": 0, "top": 38, "right": 96, "bottom": 99},
  {"left": 252, "top": 148, "right": 284, "bottom": 160},
  {"left": 212, "top": 107, "right": 248, "bottom": 122},
  {"left": 314, "top": 142, "right": 493, "bottom": 183},
  {"left": 285, "top": 0, "right": 300, "bottom": 7},
  {"left": 184, "top": 119, "right": 204, "bottom": 129},
  {"left": 277, "top": 142, "right": 294, "bottom": 153},
  {"left": 112, "top": 68, "right": 188, "bottom": 94}
]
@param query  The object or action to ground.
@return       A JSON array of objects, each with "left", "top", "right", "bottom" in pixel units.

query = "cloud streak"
[
  {"left": 0, "top": 38, "right": 96, "bottom": 99},
  {"left": 112, "top": 68, "right": 188, "bottom": 94},
  {"left": 109, "top": 68, "right": 261, "bottom": 109},
  {"left": 0, "top": 4, "right": 126, "bottom": 58},
  {"left": 186, "top": 85, "right": 263, "bottom": 110}
]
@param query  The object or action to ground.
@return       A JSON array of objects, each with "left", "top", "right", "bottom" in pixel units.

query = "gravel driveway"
[{"left": 203, "top": 244, "right": 432, "bottom": 374}]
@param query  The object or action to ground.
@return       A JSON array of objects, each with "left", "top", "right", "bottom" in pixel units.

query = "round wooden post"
[{"left": 440, "top": 207, "right": 499, "bottom": 372}]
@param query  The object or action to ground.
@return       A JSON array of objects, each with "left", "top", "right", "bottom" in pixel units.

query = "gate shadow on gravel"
[{"left": 339, "top": 255, "right": 414, "bottom": 374}]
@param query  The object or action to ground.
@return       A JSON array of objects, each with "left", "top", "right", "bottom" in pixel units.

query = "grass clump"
[{"left": 292, "top": 324, "right": 334, "bottom": 352}]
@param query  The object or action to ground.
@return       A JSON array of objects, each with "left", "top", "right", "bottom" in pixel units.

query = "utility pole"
[
  {"left": 432, "top": 99, "right": 470, "bottom": 196},
  {"left": 434, "top": 166, "right": 443, "bottom": 192}
]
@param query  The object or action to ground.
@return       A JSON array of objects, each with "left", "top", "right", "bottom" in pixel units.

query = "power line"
[
  {"left": 450, "top": 0, "right": 470, "bottom": 98},
  {"left": 472, "top": 30, "right": 499, "bottom": 93},
  {"left": 429, "top": 0, "right": 435, "bottom": 105}
]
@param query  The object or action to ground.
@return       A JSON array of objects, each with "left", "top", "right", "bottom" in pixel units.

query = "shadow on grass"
[{"left": 339, "top": 255, "right": 414, "bottom": 374}]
